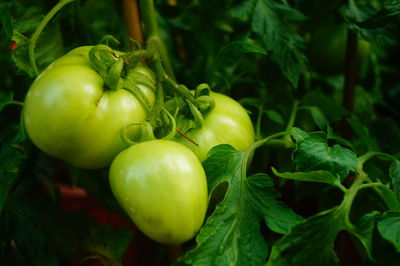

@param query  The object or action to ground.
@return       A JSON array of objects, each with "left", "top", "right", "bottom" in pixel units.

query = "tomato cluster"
[{"left": 23, "top": 46, "right": 255, "bottom": 244}]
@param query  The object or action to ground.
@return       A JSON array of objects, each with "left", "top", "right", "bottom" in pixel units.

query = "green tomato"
[
  {"left": 23, "top": 46, "right": 156, "bottom": 169},
  {"left": 177, "top": 92, "right": 255, "bottom": 162},
  {"left": 109, "top": 140, "right": 208, "bottom": 244},
  {"left": 309, "top": 23, "right": 370, "bottom": 75}
]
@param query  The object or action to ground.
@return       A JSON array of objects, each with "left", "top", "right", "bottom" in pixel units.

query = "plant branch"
[
  {"left": 163, "top": 75, "right": 196, "bottom": 103},
  {"left": 242, "top": 131, "right": 292, "bottom": 178},
  {"left": 122, "top": 0, "right": 144, "bottom": 46},
  {"left": 139, "top": 0, "right": 175, "bottom": 79},
  {"left": 285, "top": 100, "right": 299, "bottom": 132},
  {"left": 3, "top": 101, "right": 24, "bottom": 107},
  {"left": 341, "top": 29, "right": 359, "bottom": 139},
  {"left": 29, "top": 0, "right": 76, "bottom": 76},
  {"left": 255, "top": 103, "right": 263, "bottom": 140},
  {"left": 357, "top": 151, "right": 396, "bottom": 169},
  {"left": 282, "top": 100, "right": 299, "bottom": 143}
]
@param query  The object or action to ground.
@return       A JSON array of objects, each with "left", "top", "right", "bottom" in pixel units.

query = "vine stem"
[
  {"left": 122, "top": 0, "right": 144, "bottom": 46},
  {"left": 285, "top": 100, "right": 299, "bottom": 132},
  {"left": 3, "top": 101, "right": 24, "bottom": 107},
  {"left": 163, "top": 75, "right": 196, "bottom": 103},
  {"left": 29, "top": 0, "right": 77, "bottom": 76},
  {"left": 139, "top": 0, "right": 175, "bottom": 79},
  {"left": 255, "top": 103, "right": 263, "bottom": 140},
  {"left": 341, "top": 172, "right": 365, "bottom": 231},
  {"left": 359, "top": 182, "right": 389, "bottom": 191},
  {"left": 282, "top": 100, "right": 299, "bottom": 143},
  {"left": 241, "top": 131, "right": 293, "bottom": 179},
  {"left": 357, "top": 151, "right": 396, "bottom": 167}
]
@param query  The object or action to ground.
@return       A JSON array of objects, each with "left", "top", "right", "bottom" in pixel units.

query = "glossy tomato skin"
[
  {"left": 23, "top": 46, "right": 155, "bottom": 169},
  {"left": 177, "top": 92, "right": 255, "bottom": 162},
  {"left": 109, "top": 140, "right": 208, "bottom": 244}
]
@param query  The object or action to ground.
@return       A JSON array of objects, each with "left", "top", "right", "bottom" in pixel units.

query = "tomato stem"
[
  {"left": 150, "top": 80, "right": 165, "bottom": 126},
  {"left": 255, "top": 101, "right": 264, "bottom": 140},
  {"left": 282, "top": 100, "right": 299, "bottom": 144},
  {"left": 357, "top": 151, "right": 396, "bottom": 168},
  {"left": 122, "top": 0, "right": 144, "bottom": 47},
  {"left": 340, "top": 173, "right": 364, "bottom": 231},
  {"left": 2, "top": 101, "right": 24, "bottom": 107},
  {"left": 29, "top": 0, "right": 77, "bottom": 76},
  {"left": 242, "top": 131, "right": 293, "bottom": 178},
  {"left": 163, "top": 75, "right": 196, "bottom": 103},
  {"left": 139, "top": 0, "right": 175, "bottom": 79},
  {"left": 285, "top": 100, "right": 299, "bottom": 132}
]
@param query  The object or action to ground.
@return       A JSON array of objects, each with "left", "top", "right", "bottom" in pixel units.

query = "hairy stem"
[
  {"left": 163, "top": 75, "right": 196, "bottom": 103},
  {"left": 139, "top": 0, "right": 175, "bottom": 79},
  {"left": 29, "top": 0, "right": 76, "bottom": 76}
]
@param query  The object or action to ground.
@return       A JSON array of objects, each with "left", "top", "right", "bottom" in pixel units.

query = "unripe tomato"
[
  {"left": 109, "top": 140, "right": 208, "bottom": 244},
  {"left": 309, "top": 23, "right": 370, "bottom": 75},
  {"left": 177, "top": 92, "right": 255, "bottom": 162},
  {"left": 23, "top": 46, "right": 155, "bottom": 169}
]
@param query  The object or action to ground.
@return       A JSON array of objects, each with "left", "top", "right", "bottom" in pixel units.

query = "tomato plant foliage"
[{"left": 1, "top": 0, "right": 400, "bottom": 265}]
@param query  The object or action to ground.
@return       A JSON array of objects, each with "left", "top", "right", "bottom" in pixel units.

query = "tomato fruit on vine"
[
  {"left": 23, "top": 46, "right": 156, "bottom": 169},
  {"left": 309, "top": 22, "right": 370, "bottom": 75},
  {"left": 177, "top": 92, "right": 255, "bottom": 162},
  {"left": 109, "top": 140, "right": 208, "bottom": 244}
]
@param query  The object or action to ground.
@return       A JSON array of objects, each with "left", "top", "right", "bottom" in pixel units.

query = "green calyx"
[{"left": 88, "top": 43, "right": 216, "bottom": 145}]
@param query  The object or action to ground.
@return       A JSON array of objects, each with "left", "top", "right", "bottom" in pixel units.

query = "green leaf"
[
  {"left": 0, "top": 125, "right": 28, "bottom": 210},
  {"left": 83, "top": 225, "right": 133, "bottom": 266},
  {"left": 11, "top": 7, "right": 64, "bottom": 76},
  {"left": 214, "top": 41, "right": 267, "bottom": 70},
  {"left": 356, "top": 0, "right": 400, "bottom": 29},
  {"left": 390, "top": 160, "right": 400, "bottom": 201},
  {"left": 302, "top": 106, "right": 327, "bottom": 130},
  {"left": 264, "top": 110, "right": 284, "bottom": 125},
  {"left": 181, "top": 145, "right": 302, "bottom": 266},
  {"left": 267, "top": 207, "right": 345, "bottom": 266},
  {"left": 348, "top": 211, "right": 381, "bottom": 260},
  {"left": 271, "top": 168, "right": 343, "bottom": 190},
  {"left": 47, "top": 211, "right": 93, "bottom": 258},
  {"left": 347, "top": 119, "right": 380, "bottom": 152},
  {"left": 377, "top": 211, "right": 400, "bottom": 252},
  {"left": 302, "top": 91, "right": 349, "bottom": 122},
  {"left": 232, "top": 0, "right": 308, "bottom": 87},
  {"left": 69, "top": 167, "right": 121, "bottom": 212},
  {"left": 0, "top": 91, "right": 13, "bottom": 113},
  {"left": 290, "top": 127, "right": 308, "bottom": 142},
  {"left": 7, "top": 197, "right": 57, "bottom": 266},
  {"left": 291, "top": 129, "right": 358, "bottom": 180},
  {"left": 342, "top": 1, "right": 396, "bottom": 45},
  {"left": 375, "top": 184, "right": 400, "bottom": 211}
]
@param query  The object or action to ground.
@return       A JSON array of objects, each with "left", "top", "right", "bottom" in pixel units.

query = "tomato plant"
[
  {"left": 109, "top": 139, "right": 208, "bottom": 244},
  {"left": 23, "top": 46, "right": 156, "bottom": 169},
  {"left": 176, "top": 92, "right": 255, "bottom": 162},
  {"left": 1, "top": 0, "right": 400, "bottom": 265}
]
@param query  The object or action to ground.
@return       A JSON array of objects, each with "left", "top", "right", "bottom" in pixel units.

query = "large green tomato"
[
  {"left": 309, "top": 23, "right": 370, "bottom": 75},
  {"left": 23, "top": 46, "right": 155, "bottom": 169},
  {"left": 109, "top": 140, "right": 208, "bottom": 244},
  {"left": 177, "top": 92, "right": 255, "bottom": 162}
]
